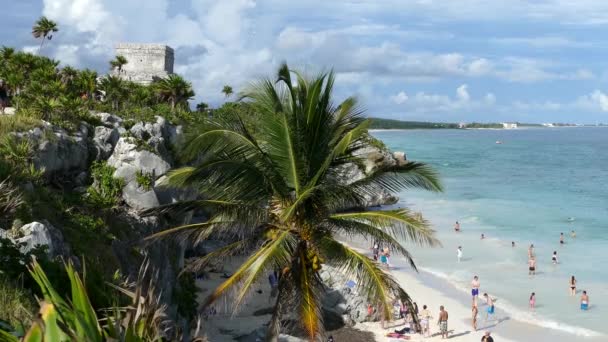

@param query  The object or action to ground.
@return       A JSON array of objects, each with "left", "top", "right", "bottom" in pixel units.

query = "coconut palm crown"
[
  {"left": 153, "top": 74, "right": 195, "bottom": 111},
  {"left": 147, "top": 63, "right": 442, "bottom": 340},
  {"left": 32, "top": 16, "right": 58, "bottom": 52}
]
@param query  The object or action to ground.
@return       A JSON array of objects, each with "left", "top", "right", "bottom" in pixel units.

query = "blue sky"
[{"left": 4, "top": 0, "right": 608, "bottom": 123}]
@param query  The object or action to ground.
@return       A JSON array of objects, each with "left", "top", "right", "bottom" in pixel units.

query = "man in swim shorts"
[
  {"left": 560, "top": 232, "right": 565, "bottom": 245},
  {"left": 471, "top": 276, "right": 480, "bottom": 305},
  {"left": 454, "top": 221, "right": 460, "bottom": 232},
  {"left": 438, "top": 305, "right": 448, "bottom": 339},
  {"left": 581, "top": 291, "right": 589, "bottom": 310},
  {"left": 528, "top": 257, "right": 536, "bottom": 276}
]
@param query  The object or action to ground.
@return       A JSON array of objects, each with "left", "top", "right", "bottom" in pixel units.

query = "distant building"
[
  {"left": 502, "top": 122, "right": 518, "bottom": 129},
  {"left": 458, "top": 122, "right": 467, "bottom": 129},
  {"left": 542, "top": 123, "right": 554, "bottom": 127},
  {"left": 113, "top": 43, "right": 174, "bottom": 85}
]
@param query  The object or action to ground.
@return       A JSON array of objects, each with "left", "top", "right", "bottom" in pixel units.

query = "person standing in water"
[
  {"left": 457, "top": 246, "right": 463, "bottom": 263},
  {"left": 569, "top": 276, "right": 577, "bottom": 296},
  {"left": 528, "top": 244, "right": 535, "bottom": 259},
  {"left": 581, "top": 291, "right": 589, "bottom": 310},
  {"left": 483, "top": 293, "right": 495, "bottom": 321},
  {"left": 552, "top": 251, "right": 559, "bottom": 264},
  {"left": 481, "top": 233, "right": 485, "bottom": 240},
  {"left": 528, "top": 257, "right": 536, "bottom": 276},
  {"left": 512, "top": 241, "right": 515, "bottom": 247},
  {"left": 571, "top": 230, "right": 576, "bottom": 238},
  {"left": 560, "top": 232, "right": 565, "bottom": 245},
  {"left": 529, "top": 292, "right": 536, "bottom": 310},
  {"left": 454, "top": 221, "right": 461, "bottom": 232},
  {"left": 471, "top": 276, "right": 480, "bottom": 305},
  {"left": 437, "top": 306, "right": 449, "bottom": 339}
]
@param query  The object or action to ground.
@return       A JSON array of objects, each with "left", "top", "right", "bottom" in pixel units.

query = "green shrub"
[
  {"left": 0, "top": 179, "right": 24, "bottom": 228},
  {"left": 135, "top": 170, "right": 154, "bottom": 190},
  {"left": 0, "top": 137, "right": 43, "bottom": 183},
  {"left": 87, "top": 161, "right": 124, "bottom": 208},
  {"left": 173, "top": 272, "right": 198, "bottom": 320}
]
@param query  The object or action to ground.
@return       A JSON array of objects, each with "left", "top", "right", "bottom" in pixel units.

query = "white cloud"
[
  {"left": 485, "top": 93, "right": 496, "bottom": 104},
  {"left": 577, "top": 90, "right": 608, "bottom": 112},
  {"left": 490, "top": 36, "right": 591, "bottom": 48},
  {"left": 456, "top": 84, "right": 470, "bottom": 102},
  {"left": 390, "top": 91, "right": 409, "bottom": 104}
]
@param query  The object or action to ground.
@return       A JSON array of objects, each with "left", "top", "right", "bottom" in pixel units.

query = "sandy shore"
[{"left": 345, "top": 245, "right": 516, "bottom": 342}]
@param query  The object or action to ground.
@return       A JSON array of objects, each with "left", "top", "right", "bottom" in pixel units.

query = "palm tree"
[
  {"left": 146, "top": 63, "right": 442, "bottom": 340},
  {"left": 32, "top": 16, "right": 58, "bottom": 53},
  {"left": 98, "top": 76, "right": 126, "bottom": 110},
  {"left": 195, "top": 102, "right": 209, "bottom": 112},
  {"left": 109, "top": 55, "right": 128, "bottom": 74},
  {"left": 153, "top": 74, "right": 195, "bottom": 111},
  {"left": 76, "top": 69, "right": 98, "bottom": 101},
  {"left": 221, "top": 85, "right": 233, "bottom": 99}
]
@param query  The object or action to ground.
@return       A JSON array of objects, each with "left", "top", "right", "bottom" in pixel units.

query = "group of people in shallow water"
[{"left": 456, "top": 222, "right": 591, "bottom": 319}]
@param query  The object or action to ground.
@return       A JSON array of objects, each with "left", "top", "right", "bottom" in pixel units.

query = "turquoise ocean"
[{"left": 372, "top": 127, "right": 608, "bottom": 338}]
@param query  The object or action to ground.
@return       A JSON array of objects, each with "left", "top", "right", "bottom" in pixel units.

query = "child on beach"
[
  {"left": 529, "top": 292, "right": 536, "bottom": 310},
  {"left": 483, "top": 293, "right": 495, "bottom": 321}
]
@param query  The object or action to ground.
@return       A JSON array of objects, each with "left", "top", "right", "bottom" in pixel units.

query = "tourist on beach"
[
  {"left": 454, "top": 221, "right": 460, "bottom": 232},
  {"left": 483, "top": 293, "right": 495, "bottom": 321},
  {"left": 481, "top": 233, "right": 485, "bottom": 240},
  {"left": 529, "top": 292, "right": 536, "bottom": 310},
  {"left": 472, "top": 304, "right": 478, "bottom": 331},
  {"left": 437, "top": 305, "right": 449, "bottom": 339},
  {"left": 570, "top": 276, "right": 577, "bottom": 296},
  {"left": 581, "top": 291, "right": 589, "bottom": 310},
  {"left": 528, "top": 257, "right": 536, "bottom": 276},
  {"left": 457, "top": 246, "right": 463, "bottom": 262},
  {"left": 552, "top": 251, "right": 558, "bottom": 264},
  {"left": 420, "top": 304, "right": 432, "bottom": 337},
  {"left": 372, "top": 242, "right": 379, "bottom": 261},
  {"left": 528, "top": 244, "right": 535, "bottom": 259},
  {"left": 380, "top": 250, "right": 390, "bottom": 269},
  {"left": 471, "top": 276, "right": 480, "bottom": 305},
  {"left": 481, "top": 331, "right": 494, "bottom": 342},
  {"left": 560, "top": 232, "right": 565, "bottom": 245},
  {"left": 268, "top": 271, "right": 279, "bottom": 302},
  {"left": 512, "top": 241, "right": 515, "bottom": 247},
  {"left": 571, "top": 230, "right": 576, "bottom": 238}
]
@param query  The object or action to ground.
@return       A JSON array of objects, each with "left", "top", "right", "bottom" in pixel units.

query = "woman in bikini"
[
  {"left": 569, "top": 276, "right": 577, "bottom": 296},
  {"left": 529, "top": 292, "right": 536, "bottom": 310}
]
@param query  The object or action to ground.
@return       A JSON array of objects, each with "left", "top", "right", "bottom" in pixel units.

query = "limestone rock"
[
  {"left": 13, "top": 221, "right": 69, "bottom": 258},
  {"left": 92, "top": 126, "right": 120, "bottom": 160},
  {"left": 95, "top": 112, "right": 123, "bottom": 128},
  {"left": 122, "top": 181, "right": 160, "bottom": 211},
  {"left": 28, "top": 124, "right": 90, "bottom": 178},
  {"left": 107, "top": 137, "right": 171, "bottom": 183},
  {"left": 393, "top": 151, "right": 407, "bottom": 165}
]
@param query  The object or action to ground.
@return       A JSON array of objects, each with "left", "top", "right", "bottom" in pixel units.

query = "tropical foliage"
[
  {"left": 146, "top": 63, "right": 442, "bottom": 339},
  {"left": 31, "top": 16, "right": 58, "bottom": 52},
  {"left": 110, "top": 55, "right": 128, "bottom": 73},
  {"left": 153, "top": 74, "right": 195, "bottom": 111},
  {"left": 221, "top": 85, "right": 233, "bottom": 98}
]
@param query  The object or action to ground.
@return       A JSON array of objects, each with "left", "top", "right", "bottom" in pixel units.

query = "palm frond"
[
  {"left": 330, "top": 209, "right": 440, "bottom": 247},
  {"left": 201, "top": 230, "right": 295, "bottom": 312},
  {"left": 350, "top": 161, "right": 443, "bottom": 194}
]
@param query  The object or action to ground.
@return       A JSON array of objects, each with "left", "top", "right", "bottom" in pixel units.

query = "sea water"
[{"left": 372, "top": 127, "right": 608, "bottom": 338}]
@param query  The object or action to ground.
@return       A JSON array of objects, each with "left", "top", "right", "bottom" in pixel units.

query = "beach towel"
[{"left": 386, "top": 333, "right": 410, "bottom": 339}]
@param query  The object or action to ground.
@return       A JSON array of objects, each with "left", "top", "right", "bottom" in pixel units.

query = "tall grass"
[{"left": 0, "top": 277, "right": 35, "bottom": 328}]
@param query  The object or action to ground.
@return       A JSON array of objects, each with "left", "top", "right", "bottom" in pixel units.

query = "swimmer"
[
  {"left": 454, "top": 221, "right": 461, "bottom": 232},
  {"left": 571, "top": 230, "right": 576, "bottom": 238},
  {"left": 581, "top": 291, "right": 589, "bottom": 310},
  {"left": 569, "top": 276, "right": 576, "bottom": 296},
  {"left": 457, "top": 246, "right": 463, "bottom": 263},
  {"left": 560, "top": 232, "right": 565, "bottom": 245},
  {"left": 528, "top": 244, "right": 535, "bottom": 259},
  {"left": 481, "top": 233, "right": 485, "bottom": 240},
  {"left": 512, "top": 241, "right": 515, "bottom": 247},
  {"left": 528, "top": 257, "right": 536, "bottom": 276},
  {"left": 552, "top": 251, "right": 558, "bottom": 264}
]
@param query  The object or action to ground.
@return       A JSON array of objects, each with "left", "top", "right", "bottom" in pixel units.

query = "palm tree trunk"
[
  {"left": 267, "top": 277, "right": 288, "bottom": 342},
  {"left": 38, "top": 36, "right": 45, "bottom": 54}
]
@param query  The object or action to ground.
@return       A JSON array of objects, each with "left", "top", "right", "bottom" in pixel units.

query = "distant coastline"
[{"left": 369, "top": 117, "right": 607, "bottom": 130}]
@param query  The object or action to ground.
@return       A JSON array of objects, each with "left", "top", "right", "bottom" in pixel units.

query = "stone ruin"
[{"left": 113, "top": 43, "right": 174, "bottom": 85}]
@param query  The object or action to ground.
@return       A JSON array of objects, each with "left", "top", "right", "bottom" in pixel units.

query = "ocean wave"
[{"left": 418, "top": 267, "right": 603, "bottom": 338}]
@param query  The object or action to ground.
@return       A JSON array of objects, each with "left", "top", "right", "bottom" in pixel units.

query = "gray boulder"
[
  {"left": 122, "top": 181, "right": 160, "bottom": 211},
  {"left": 13, "top": 221, "right": 68, "bottom": 258},
  {"left": 107, "top": 137, "right": 171, "bottom": 183},
  {"left": 92, "top": 126, "right": 120, "bottom": 160},
  {"left": 30, "top": 124, "right": 90, "bottom": 178},
  {"left": 95, "top": 112, "right": 123, "bottom": 128},
  {"left": 393, "top": 151, "right": 407, "bottom": 165}
]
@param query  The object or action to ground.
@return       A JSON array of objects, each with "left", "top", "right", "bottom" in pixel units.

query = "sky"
[{"left": 4, "top": 0, "right": 608, "bottom": 123}]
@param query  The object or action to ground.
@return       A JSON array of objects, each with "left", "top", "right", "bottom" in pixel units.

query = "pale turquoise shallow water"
[{"left": 372, "top": 127, "right": 608, "bottom": 337}]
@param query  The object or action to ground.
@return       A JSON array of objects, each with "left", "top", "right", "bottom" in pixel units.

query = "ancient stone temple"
[{"left": 114, "top": 43, "right": 174, "bottom": 85}]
